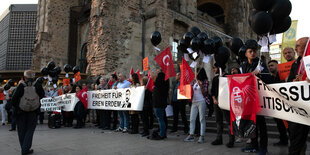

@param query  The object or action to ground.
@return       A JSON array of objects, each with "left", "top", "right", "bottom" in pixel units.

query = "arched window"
[
  {"left": 198, "top": 2, "right": 225, "bottom": 25},
  {"left": 79, "top": 42, "right": 88, "bottom": 73}
]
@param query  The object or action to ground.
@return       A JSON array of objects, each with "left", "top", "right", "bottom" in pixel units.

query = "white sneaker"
[
  {"left": 198, "top": 136, "right": 204, "bottom": 143},
  {"left": 122, "top": 128, "right": 128, "bottom": 133},
  {"left": 184, "top": 135, "right": 195, "bottom": 142}
]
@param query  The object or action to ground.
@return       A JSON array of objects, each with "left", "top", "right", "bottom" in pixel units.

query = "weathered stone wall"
[
  {"left": 33, "top": 0, "right": 260, "bottom": 78},
  {"left": 32, "top": 0, "right": 79, "bottom": 71}
]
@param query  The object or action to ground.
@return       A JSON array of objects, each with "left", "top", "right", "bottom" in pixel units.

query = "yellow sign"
[{"left": 281, "top": 20, "right": 298, "bottom": 63}]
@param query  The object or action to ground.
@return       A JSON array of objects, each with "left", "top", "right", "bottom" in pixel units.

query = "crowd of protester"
[{"left": 0, "top": 37, "right": 309, "bottom": 155}]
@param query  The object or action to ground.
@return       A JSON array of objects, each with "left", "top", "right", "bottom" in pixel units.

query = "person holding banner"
[
  {"left": 267, "top": 60, "right": 289, "bottom": 146},
  {"left": 73, "top": 85, "right": 86, "bottom": 129},
  {"left": 152, "top": 72, "right": 169, "bottom": 140},
  {"left": 128, "top": 73, "right": 141, "bottom": 134},
  {"left": 140, "top": 77, "right": 153, "bottom": 137},
  {"left": 170, "top": 72, "right": 189, "bottom": 134},
  {"left": 62, "top": 86, "right": 74, "bottom": 127},
  {"left": 114, "top": 73, "right": 131, "bottom": 133},
  {"left": 104, "top": 74, "right": 119, "bottom": 130},
  {"left": 287, "top": 37, "right": 309, "bottom": 155},
  {"left": 184, "top": 68, "right": 209, "bottom": 144},
  {"left": 97, "top": 78, "right": 108, "bottom": 129},
  {"left": 239, "top": 44, "right": 272, "bottom": 155},
  {"left": 211, "top": 64, "right": 234, "bottom": 148}
]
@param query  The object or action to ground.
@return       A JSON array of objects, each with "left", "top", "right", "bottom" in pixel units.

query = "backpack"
[{"left": 19, "top": 82, "right": 40, "bottom": 112}]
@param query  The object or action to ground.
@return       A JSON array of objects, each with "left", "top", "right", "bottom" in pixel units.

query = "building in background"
[
  {"left": 0, "top": 4, "right": 37, "bottom": 71},
  {"left": 269, "top": 43, "right": 282, "bottom": 63},
  {"left": 32, "top": 0, "right": 257, "bottom": 79}
]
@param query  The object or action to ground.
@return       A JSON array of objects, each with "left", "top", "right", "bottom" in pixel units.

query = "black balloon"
[
  {"left": 48, "top": 70, "right": 57, "bottom": 77},
  {"left": 245, "top": 39, "right": 258, "bottom": 51},
  {"left": 150, "top": 31, "right": 161, "bottom": 46},
  {"left": 248, "top": 10, "right": 259, "bottom": 26},
  {"left": 41, "top": 67, "right": 49, "bottom": 76},
  {"left": 229, "top": 37, "right": 244, "bottom": 55},
  {"left": 47, "top": 61, "right": 56, "bottom": 70},
  {"left": 203, "top": 39, "right": 215, "bottom": 54},
  {"left": 251, "top": 11, "right": 273, "bottom": 35},
  {"left": 269, "top": 0, "right": 292, "bottom": 19},
  {"left": 252, "top": 0, "right": 275, "bottom": 11},
  {"left": 190, "top": 27, "right": 201, "bottom": 36},
  {"left": 197, "top": 32, "right": 208, "bottom": 42},
  {"left": 238, "top": 45, "right": 248, "bottom": 60},
  {"left": 36, "top": 77, "right": 44, "bottom": 84},
  {"left": 271, "top": 16, "right": 291, "bottom": 34},
  {"left": 52, "top": 76, "right": 58, "bottom": 84},
  {"left": 183, "top": 32, "right": 195, "bottom": 47},
  {"left": 212, "top": 36, "right": 223, "bottom": 50},
  {"left": 4, "top": 84, "right": 11, "bottom": 91},
  {"left": 214, "top": 46, "right": 230, "bottom": 67},
  {"left": 55, "top": 66, "right": 61, "bottom": 75},
  {"left": 189, "top": 52, "right": 200, "bottom": 61},
  {"left": 64, "top": 64, "right": 72, "bottom": 73},
  {"left": 190, "top": 37, "right": 201, "bottom": 52},
  {"left": 178, "top": 38, "right": 188, "bottom": 53},
  {"left": 8, "top": 79, "right": 14, "bottom": 86},
  {"left": 73, "top": 66, "right": 80, "bottom": 74}
]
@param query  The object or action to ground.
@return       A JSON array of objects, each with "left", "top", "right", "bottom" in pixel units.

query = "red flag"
[
  {"left": 146, "top": 77, "right": 155, "bottom": 92},
  {"left": 298, "top": 38, "right": 310, "bottom": 80},
  {"left": 63, "top": 78, "right": 70, "bottom": 86},
  {"left": 179, "top": 57, "right": 195, "bottom": 96},
  {"left": 76, "top": 87, "right": 88, "bottom": 109},
  {"left": 154, "top": 47, "right": 176, "bottom": 80},
  {"left": 227, "top": 73, "right": 261, "bottom": 136},
  {"left": 129, "top": 67, "right": 134, "bottom": 82},
  {"left": 136, "top": 69, "right": 141, "bottom": 81},
  {"left": 74, "top": 72, "right": 81, "bottom": 82}
]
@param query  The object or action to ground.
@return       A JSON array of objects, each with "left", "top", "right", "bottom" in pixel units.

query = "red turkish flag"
[
  {"left": 136, "top": 69, "right": 141, "bottom": 81},
  {"left": 76, "top": 87, "right": 88, "bottom": 109},
  {"left": 154, "top": 47, "right": 176, "bottom": 80},
  {"left": 298, "top": 38, "right": 310, "bottom": 80},
  {"left": 227, "top": 73, "right": 261, "bottom": 136},
  {"left": 179, "top": 57, "right": 195, "bottom": 96},
  {"left": 146, "top": 77, "right": 155, "bottom": 92},
  {"left": 129, "top": 67, "right": 134, "bottom": 82}
]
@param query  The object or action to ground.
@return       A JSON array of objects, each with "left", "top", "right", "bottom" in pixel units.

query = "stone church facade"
[{"left": 32, "top": 0, "right": 256, "bottom": 78}]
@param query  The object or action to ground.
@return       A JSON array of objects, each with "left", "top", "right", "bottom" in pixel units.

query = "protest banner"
[
  {"left": 219, "top": 77, "right": 310, "bottom": 126},
  {"left": 88, "top": 86, "right": 145, "bottom": 111},
  {"left": 40, "top": 93, "right": 78, "bottom": 112},
  {"left": 278, "top": 61, "right": 294, "bottom": 81}
]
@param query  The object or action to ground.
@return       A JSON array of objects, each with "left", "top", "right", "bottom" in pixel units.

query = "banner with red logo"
[
  {"left": 219, "top": 76, "right": 310, "bottom": 127},
  {"left": 227, "top": 73, "right": 261, "bottom": 137}
]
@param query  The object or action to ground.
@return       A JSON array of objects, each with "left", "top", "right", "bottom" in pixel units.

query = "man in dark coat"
[{"left": 12, "top": 70, "right": 45, "bottom": 155}]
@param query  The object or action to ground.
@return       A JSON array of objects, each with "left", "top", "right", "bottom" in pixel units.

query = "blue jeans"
[
  {"left": 189, "top": 100, "right": 206, "bottom": 136},
  {"left": 118, "top": 111, "right": 129, "bottom": 129},
  {"left": 154, "top": 108, "right": 166, "bottom": 137}
]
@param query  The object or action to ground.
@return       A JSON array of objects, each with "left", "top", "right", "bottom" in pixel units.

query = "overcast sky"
[{"left": 0, "top": 0, "right": 309, "bottom": 43}]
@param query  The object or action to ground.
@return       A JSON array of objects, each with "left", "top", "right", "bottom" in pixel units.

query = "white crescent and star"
[
  {"left": 163, "top": 55, "right": 170, "bottom": 66},
  {"left": 82, "top": 92, "right": 87, "bottom": 100}
]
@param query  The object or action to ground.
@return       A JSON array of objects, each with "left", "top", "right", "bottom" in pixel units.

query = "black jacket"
[
  {"left": 152, "top": 81, "right": 169, "bottom": 109},
  {"left": 143, "top": 89, "right": 153, "bottom": 109},
  {"left": 240, "top": 58, "right": 273, "bottom": 84},
  {"left": 287, "top": 56, "right": 301, "bottom": 82},
  {"left": 12, "top": 80, "right": 45, "bottom": 115}
]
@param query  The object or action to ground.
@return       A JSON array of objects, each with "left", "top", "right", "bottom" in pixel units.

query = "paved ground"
[{"left": 0, "top": 123, "right": 309, "bottom": 155}]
